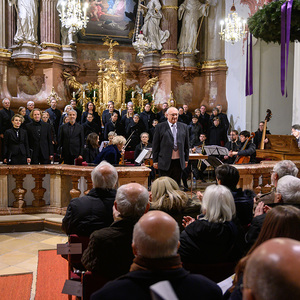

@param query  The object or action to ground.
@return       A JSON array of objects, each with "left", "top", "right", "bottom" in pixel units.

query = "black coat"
[
  {"left": 208, "top": 124, "right": 226, "bottom": 146},
  {"left": 45, "top": 107, "right": 61, "bottom": 135},
  {"left": 103, "top": 120, "right": 124, "bottom": 140},
  {"left": 179, "top": 219, "right": 245, "bottom": 264},
  {"left": 237, "top": 141, "right": 256, "bottom": 163},
  {"left": 93, "top": 144, "right": 121, "bottom": 165},
  {"left": 83, "top": 145, "right": 99, "bottom": 163},
  {"left": 3, "top": 128, "right": 30, "bottom": 164},
  {"left": 0, "top": 108, "right": 14, "bottom": 135},
  {"left": 126, "top": 119, "right": 146, "bottom": 150},
  {"left": 139, "top": 110, "right": 155, "bottom": 131},
  {"left": 81, "top": 111, "right": 101, "bottom": 132},
  {"left": 90, "top": 267, "right": 222, "bottom": 300},
  {"left": 102, "top": 109, "right": 120, "bottom": 126},
  {"left": 26, "top": 121, "right": 53, "bottom": 163},
  {"left": 178, "top": 113, "right": 189, "bottom": 125},
  {"left": 62, "top": 188, "right": 116, "bottom": 236},
  {"left": 198, "top": 112, "right": 210, "bottom": 134},
  {"left": 188, "top": 123, "right": 203, "bottom": 147},
  {"left": 82, "top": 121, "right": 100, "bottom": 140},
  {"left": 58, "top": 122, "right": 84, "bottom": 161}
]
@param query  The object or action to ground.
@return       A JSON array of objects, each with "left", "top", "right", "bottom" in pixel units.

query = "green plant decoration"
[{"left": 248, "top": 0, "right": 300, "bottom": 44}]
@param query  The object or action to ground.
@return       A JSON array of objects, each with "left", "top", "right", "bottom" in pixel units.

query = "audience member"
[
  {"left": 94, "top": 135, "right": 125, "bottom": 165},
  {"left": 179, "top": 184, "right": 245, "bottom": 264},
  {"left": 228, "top": 206, "right": 300, "bottom": 300},
  {"left": 243, "top": 238, "right": 300, "bottom": 300},
  {"left": 291, "top": 124, "right": 300, "bottom": 148},
  {"left": 215, "top": 164, "right": 254, "bottom": 226},
  {"left": 83, "top": 132, "right": 99, "bottom": 163},
  {"left": 3, "top": 114, "right": 31, "bottom": 165},
  {"left": 58, "top": 109, "right": 84, "bottom": 165},
  {"left": 150, "top": 176, "right": 200, "bottom": 231},
  {"left": 90, "top": 211, "right": 222, "bottom": 300},
  {"left": 82, "top": 183, "right": 150, "bottom": 280},
  {"left": 62, "top": 161, "right": 118, "bottom": 236},
  {"left": 26, "top": 108, "right": 53, "bottom": 164}
]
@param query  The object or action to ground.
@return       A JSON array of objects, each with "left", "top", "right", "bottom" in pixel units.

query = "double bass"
[
  {"left": 233, "top": 132, "right": 255, "bottom": 164},
  {"left": 260, "top": 109, "right": 272, "bottom": 150}
]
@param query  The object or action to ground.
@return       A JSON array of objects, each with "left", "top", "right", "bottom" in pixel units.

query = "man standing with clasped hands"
[{"left": 152, "top": 107, "right": 189, "bottom": 185}]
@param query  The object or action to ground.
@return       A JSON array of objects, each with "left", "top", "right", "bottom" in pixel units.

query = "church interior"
[{"left": 0, "top": 0, "right": 300, "bottom": 299}]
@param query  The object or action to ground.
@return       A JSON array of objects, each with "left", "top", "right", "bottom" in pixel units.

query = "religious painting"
[{"left": 79, "top": 0, "right": 138, "bottom": 43}]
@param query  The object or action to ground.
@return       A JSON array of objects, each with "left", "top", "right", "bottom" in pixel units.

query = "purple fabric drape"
[
  {"left": 281, "top": 0, "right": 293, "bottom": 97},
  {"left": 245, "top": 33, "right": 253, "bottom": 96}
]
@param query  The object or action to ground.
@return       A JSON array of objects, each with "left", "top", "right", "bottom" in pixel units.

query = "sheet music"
[{"left": 135, "top": 148, "right": 152, "bottom": 164}]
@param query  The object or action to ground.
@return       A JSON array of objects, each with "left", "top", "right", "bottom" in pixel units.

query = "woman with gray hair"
[
  {"left": 150, "top": 176, "right": 200, "bottom": 231},
  {"left": 179, "top": 184, "right": 246, "bottom": 265}
]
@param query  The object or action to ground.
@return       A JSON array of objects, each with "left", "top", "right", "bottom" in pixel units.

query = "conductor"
[{"left": 152, "top": 107, "right": 189, "bottom": 185}]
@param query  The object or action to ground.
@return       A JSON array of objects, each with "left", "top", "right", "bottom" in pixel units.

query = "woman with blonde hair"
[{"left": 150, "top": 176, "right": 200, "bottom": 231}]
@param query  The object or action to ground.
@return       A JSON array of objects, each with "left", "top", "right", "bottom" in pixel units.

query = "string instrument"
[
  {"left": 260, "top": 109, "right": 272, "bottom": 149},
  {"left": 233, "top": 132, "right": 255, "bottom": 165},
  {"left": 119, "top": 130, "right": 136, "bottom": 165}
]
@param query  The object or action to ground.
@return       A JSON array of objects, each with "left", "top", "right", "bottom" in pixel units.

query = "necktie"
[{"left": 172, "top": 124, "right": 178, "bottom": 151}]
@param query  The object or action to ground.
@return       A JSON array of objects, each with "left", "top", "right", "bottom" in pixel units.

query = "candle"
[
  {"left": 62, "top": 3, "right": 65, "bottom": 18},
  {"left": 132, "top": 91, "right": 134, "bottom": 98},
  {"left": 73, "top": 92, "right": 75, "bottom": 98},
  {"left": 142, "top": 93, "right": 144, "bottom": 100},
  {"left": 93, "top": 90, "right": 96, "bottom": 98},
  {"left": 152, "top": 93, "right": 154, "bottom": 101},
  {"left": 83, "top": 91, "right": 85, "bottom": 98},
  {"left": 220, "top": 20, "right": 224, "bottom": 33}
]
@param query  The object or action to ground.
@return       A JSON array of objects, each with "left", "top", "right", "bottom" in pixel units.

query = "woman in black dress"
[
  {"left": 83, "top": 132, "right": 100, "bottom": 163},
  {"left": 3, "top": 114, "right": 31, "bottom": 165}
]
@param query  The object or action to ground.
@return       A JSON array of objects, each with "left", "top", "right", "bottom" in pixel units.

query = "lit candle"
[
  {"left": 83, "top": 91, "right": 85, "bottom": 98},
  {"left": 220, "top": 20, "right": 224, "bottom": 32},
  {"left": 132, "top": 91, "right": 134, "bottom": 98},
  {"left": 93, "top": 90, "right": 96, "bottom": 98},
  {"left": 142, "top": 93, "right": 144, "bottom": 100},
  {"left": 73, "top": 92, "right": 75, "bottom": 98},
  {"left": 152, "top": 93, "right": 154, "bottom": 101},
  {"left": 62, "top": 2, "right": 65, "bottom": 18}
]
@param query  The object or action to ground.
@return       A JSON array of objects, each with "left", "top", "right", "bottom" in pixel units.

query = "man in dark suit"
[
  {"left": 152, "top": 107, "right": 189, "bottom": 185},
  {"left": 26, "top": 108, "right": 53, "bottom": 164},
  {"left": 45, "top": 98, "right": 62, "bottom": 136},
  {"left": 58, "top": 109, "right": 84, "bottom": 165}
]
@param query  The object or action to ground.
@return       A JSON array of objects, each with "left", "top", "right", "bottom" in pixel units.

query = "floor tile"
[
  {"left": 0, "top": 238, "right": 36, "bottom": 250},
  {"left": 0, "top": 234, "right": 15, "bottom": 243},
  {"left": 15, "top": 256, "right": 38, "bottom": 272},
  {"left": 21, "top": 242, "right": 56, "bottom": 253},
  {"left": 0, "top": 266, "right": 33, "bottom": 275},
  {"left": 0, "top": 251, "right": 36, "bottom": 265},
  {"left": 42, "top": 236, "right": 68, "bottom": 245}
]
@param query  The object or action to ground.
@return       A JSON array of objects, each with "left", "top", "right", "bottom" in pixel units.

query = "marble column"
[
  {"left": 39, "top": 0, "right": 62, "bottom": 60},
  {"left": 159, "top": 0, "right": 179, "bottom": 66},
  {"left": 6, "top": 3, "right": 16, "bottom": 49},
  {"left": 0, "top": 0, "right": 5, "bottom": 48},
  {"left": 199, "top": 0, "right": 228, "bottom": 112}
]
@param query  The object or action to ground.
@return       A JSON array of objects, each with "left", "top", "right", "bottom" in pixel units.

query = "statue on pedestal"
[
  {"left": 141, "top": 0, "right": 170, "bottom": 51},
  {"left": 10, "top": 0, "right": 39, "bottom": 44},
  {"left": 178, "top": 0, "right": 210, "bottom": 53}
]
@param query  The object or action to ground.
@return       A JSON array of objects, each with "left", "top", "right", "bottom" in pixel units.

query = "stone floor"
[{"left": 0, "top": 230, "right": 67, "bottom": 300}]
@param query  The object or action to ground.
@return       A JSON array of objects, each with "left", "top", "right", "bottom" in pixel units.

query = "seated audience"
[
  {"left": 83, "top": 132, "right": 99, "bottom": 163},
  {"left": 215, "top": 164, "right": 254, "bottom": 226},
  {"left": 243, "top": 238, "right": 300, "bottom": 300},
  {"left": 82, "top": 183, "right": 150, "bottom": 280},
  {"left": 93, "top": 135, "right": 126, "bottom": 165},
  {"left": 228, "top": 205, "right": 300, "bottom": 300},
  {"left": 291, "top": 124, "right": 300, "bottom": 148},
  {"left": 3, "top": 114, "right": 31, "bottom": 165},
  {"left": 90, "top": 211, "right": 222, "bottom": 300},
  {"left": 246, "top": 175, "right": 300, "bottom": 246},
  {"left": 62, "top": 161, "right": 118, "bottom": 236},
  {"left": 150, "top": 176, "right": 200, "bottom": 231},
  {"left": 179, "top": 184, "right": 246, "bottom": 264}
]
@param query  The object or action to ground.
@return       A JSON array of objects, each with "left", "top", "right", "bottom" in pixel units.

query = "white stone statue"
[
  {"left": 10, "top": 0, "right": 39, "bottom": 44},
  {"left": 141, "top": 0, "right": 170, "bottom": 51},
  {"left": 178, "top": 0, "right": 209, "bottom": 53},
  {"left": 56, "top": 0, "right": 77, "bottom": 45}
]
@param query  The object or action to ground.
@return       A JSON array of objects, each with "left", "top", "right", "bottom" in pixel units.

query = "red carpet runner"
[
  {"left": 35, "top": 249, "right": 70, "bottom": 300},
  {"left": 0, "top": 273, "right": 32, "bottom": 300}
]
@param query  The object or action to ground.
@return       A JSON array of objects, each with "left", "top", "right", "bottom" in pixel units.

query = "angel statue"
[{"left": 141, "top": 0, "right": 170, "bottom": 50}]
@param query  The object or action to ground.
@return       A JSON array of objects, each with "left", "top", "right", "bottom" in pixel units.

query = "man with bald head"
[
  {"left": 152, "top": 107, "right": 189, "bottom": 185},
  {"left": 243, "top": 238, "right": 300, "bottom": 300},
  {"left": 82, "top": 182, "right": 150, "bottom": 280},
  {"left": 91, "top": 211, "right": 222, "bottom": 300},
  {"left": 62, "top": 161, "right": 118, "bottom": 236}
]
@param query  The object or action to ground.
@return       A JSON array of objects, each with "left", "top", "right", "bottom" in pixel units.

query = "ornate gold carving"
[
  {"left": 162, "top": 5, "right": 178, "bottom": 10},
  {"left": 168, "top": 91, "right": 176, "bottom": 107},
  {"left": 159, "top": 58, "right": 179, "bottom": 66},
  {"left": 40, "top": 42, "right": 62, "bottom": 49},
  {"left": 200, "top": 59, "right": 227, "bottom": 69},
  {"left": 161, "top": 50, "right": 178, "bottom": 55},
  {"left": 0, "top": 48, "right": 12, "bottom": 58},
  {"left": 47, "top": 87, "right": 62, "bottom": 105}
]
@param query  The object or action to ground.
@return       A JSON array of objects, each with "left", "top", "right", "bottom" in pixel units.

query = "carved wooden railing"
[{"left": 0, "top": 165, "right": 150, "bottom": 213}]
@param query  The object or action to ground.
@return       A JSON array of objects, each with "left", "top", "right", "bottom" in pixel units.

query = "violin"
[{"left": 234, "top": 132, "right": 255, "bottom": 164}]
